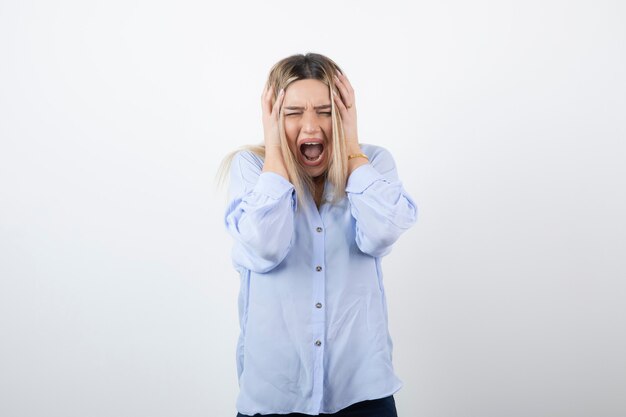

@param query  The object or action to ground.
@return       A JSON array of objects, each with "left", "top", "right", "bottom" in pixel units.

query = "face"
[{"left": 282, "top": 79, "right": 333, "bottom": 179}]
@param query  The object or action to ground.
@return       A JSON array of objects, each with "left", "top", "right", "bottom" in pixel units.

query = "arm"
[
  {"left": 224, "top": 151, "right": 297, "bottom": 273},
  {"left": 346, "top": 147, "right": 417, "bottom": 257}
]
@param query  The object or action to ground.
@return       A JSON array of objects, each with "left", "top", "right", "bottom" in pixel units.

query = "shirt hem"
[
  {"left": 319, "top": 382, "right": 403, "bottom": 415},
  {"left": 236, "top": 381, "right": 403, "bottom": 416}
]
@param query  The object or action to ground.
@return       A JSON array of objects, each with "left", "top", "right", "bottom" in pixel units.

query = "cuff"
[
  {"left": 254, "top": 171, "right": 295, "bottom": 199},
  {"left": 345, "top": 163, "right": 386, "bottom": 194}
]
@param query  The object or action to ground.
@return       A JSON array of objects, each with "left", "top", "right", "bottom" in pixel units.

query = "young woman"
[{"left": 219, "top": 53, "right": 418, "bottom": 417}]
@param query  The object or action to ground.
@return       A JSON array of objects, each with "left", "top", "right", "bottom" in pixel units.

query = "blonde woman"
[{"left": 219, "top": 53, "right": 417, "bottom": 417}]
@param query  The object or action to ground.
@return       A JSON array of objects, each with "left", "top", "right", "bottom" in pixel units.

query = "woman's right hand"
[{"left": 261, "top": 84, "right": 285, "bottom": 149}]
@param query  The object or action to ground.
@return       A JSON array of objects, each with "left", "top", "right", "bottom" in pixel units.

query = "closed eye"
[{"left": 285, "top": 112, "right": 332, "bottom": 116}]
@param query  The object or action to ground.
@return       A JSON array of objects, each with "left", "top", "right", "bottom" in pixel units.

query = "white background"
[{"left": 1, "top": 1, "right": 625, "bottom": 416}]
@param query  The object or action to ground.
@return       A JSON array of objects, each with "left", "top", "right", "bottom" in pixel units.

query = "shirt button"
[
  {"left": 315, "top": 340, "right": 322, "bottom": 346},
  {"left": 316, "top": 266, "right": 322, "bottom": 272},
  {"left": 315, "top": 302, "right": 322, "bottom": 308},
  {"left": 316, "top": 227, "right": 323, "bottom": 232}
]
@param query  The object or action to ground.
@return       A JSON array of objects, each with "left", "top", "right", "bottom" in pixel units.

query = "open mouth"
[{"left": 299, "top": 142, "right": 325, "bottom": 165}]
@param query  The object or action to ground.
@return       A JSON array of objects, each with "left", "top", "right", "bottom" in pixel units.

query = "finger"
[
  {"left": 262, "top": 84, "right": 270, "bottom": 114},
  {"left": 337, "top": 71, "right": 354, "bottom": 93},
  {"left": 272, "top": 88, "right": 285, "bottom": 117},
  {"left": 261, "top": 83, "right": 268, "bottom": 100},
  {"left": 263, "top": 85, "right": 275, "bottom": 116},
  {"left": 332, "top": 89, "right": 346, "bottom": 113},
  {"left": 333, "top": 74, "right": 352, "bottom": 105}
]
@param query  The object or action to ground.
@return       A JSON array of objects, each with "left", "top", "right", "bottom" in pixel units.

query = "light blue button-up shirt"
[{"left": 224, "top": 143, "right": 418, "bottom": 415}]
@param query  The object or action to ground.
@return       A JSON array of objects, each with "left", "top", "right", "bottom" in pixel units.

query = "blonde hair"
[{"left": 215, "top": 52, "right": 349, "bottom": 213}]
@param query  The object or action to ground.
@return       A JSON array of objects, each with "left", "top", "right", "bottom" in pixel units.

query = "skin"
[
  {"left": 261, "top": 72, "right": 368, "bottom": 206},
  {"left": 282, "top": 78, "right": 333, "bottom": 179}
]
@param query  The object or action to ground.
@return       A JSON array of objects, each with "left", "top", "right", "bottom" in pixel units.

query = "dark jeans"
[{"left": 236, "top": 395, "right": 398, "bottom": 417}]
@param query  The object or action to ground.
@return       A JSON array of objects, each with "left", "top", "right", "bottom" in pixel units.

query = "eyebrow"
[{"left": 283, "top": 104, "right": 332, "bottom": 110}]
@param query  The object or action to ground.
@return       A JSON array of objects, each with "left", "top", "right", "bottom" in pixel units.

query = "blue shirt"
[{"left": 224, "top": 143, "right": 418, "bottom": 415}]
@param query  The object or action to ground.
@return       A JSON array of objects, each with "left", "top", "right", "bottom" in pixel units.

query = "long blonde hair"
[{"left": 215, "top": 53, "right": 349, "bottom": 212}]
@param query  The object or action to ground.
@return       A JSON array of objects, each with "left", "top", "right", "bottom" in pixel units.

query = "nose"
[{"left": 301, "top": 111, "right": 322, "bottom": 133}]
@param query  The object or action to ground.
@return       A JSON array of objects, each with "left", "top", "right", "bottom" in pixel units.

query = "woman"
[{"left": 219, "top": 53, "right": 418, "bottom": 416}]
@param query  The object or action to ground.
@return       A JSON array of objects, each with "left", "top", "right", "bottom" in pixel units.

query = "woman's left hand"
[{"left": 332, "top": 72, "right": 359, "bottom": 147}]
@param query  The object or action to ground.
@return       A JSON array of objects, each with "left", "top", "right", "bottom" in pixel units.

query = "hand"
[
  {"left": 261, "top": 83, "right": 285, "bottom": 149},
  {"left": 332, "top": 72, "right": 359, "bottom": 147}
]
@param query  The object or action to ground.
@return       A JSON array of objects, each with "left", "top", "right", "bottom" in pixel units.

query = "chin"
[{"left": 307, "top": 167, "right": 328, "bottom": 178}]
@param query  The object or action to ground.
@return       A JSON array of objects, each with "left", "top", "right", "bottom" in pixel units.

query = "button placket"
[{"left": 310, "top": 215, "right": 326, "bottom": 409}]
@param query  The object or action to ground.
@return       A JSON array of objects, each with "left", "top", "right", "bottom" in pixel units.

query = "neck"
[{"left": 313, "top": 172, "right": 326, "bottom": 183}]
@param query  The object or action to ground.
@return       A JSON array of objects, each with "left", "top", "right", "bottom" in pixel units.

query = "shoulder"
[
  {"left": 232, "top": 149, "right": 264, "bottom": 170},
  {"left": 229, "top": 149, "right": 266, "bottom": 189},
  {"left": 231, "top": 149, "right": 265, "bottom": 176}
]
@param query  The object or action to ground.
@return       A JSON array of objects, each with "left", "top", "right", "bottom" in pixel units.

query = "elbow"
[
  {"left": 226, "top": 209, "right": 295, "bottom": 273},
  {"left": 354, "top": 205, "right": 417, "bottom": 258},
  {"left": 232, "top": 238, "right": 293, "bottom": 273},
  {"left": 354, "top": 202, "right": 417, "bottom": 257},
  {"left": 395, "top": 197, "right": 418, "bottom": 228},
  {"left": 355, "top": 229, "right": 395, "bottom": 258},
  {"left": 246, "top": 256, "right": 287, "bottom": 274},
  {"left": 243, "top": 226, "right": 293, "bottom": 268},
  {"left": 252, "top": 245, "right": 291, "bottom": 272}
]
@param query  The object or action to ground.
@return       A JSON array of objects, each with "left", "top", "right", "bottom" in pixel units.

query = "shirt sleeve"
[
  {"left": 345, "top": 147, "right": 418, "bottom": 257},
  {"left": 224, "top": 151, "right": 297, "bottom": 273}
]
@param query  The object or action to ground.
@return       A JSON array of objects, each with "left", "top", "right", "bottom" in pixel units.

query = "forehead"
[{"left": 284, "top": 79, "right": 329, "bottom": 105}]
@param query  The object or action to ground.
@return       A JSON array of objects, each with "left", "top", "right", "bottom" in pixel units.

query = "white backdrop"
[{"left": 1, "top": 1, "right": 625, "bottom": 416}]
